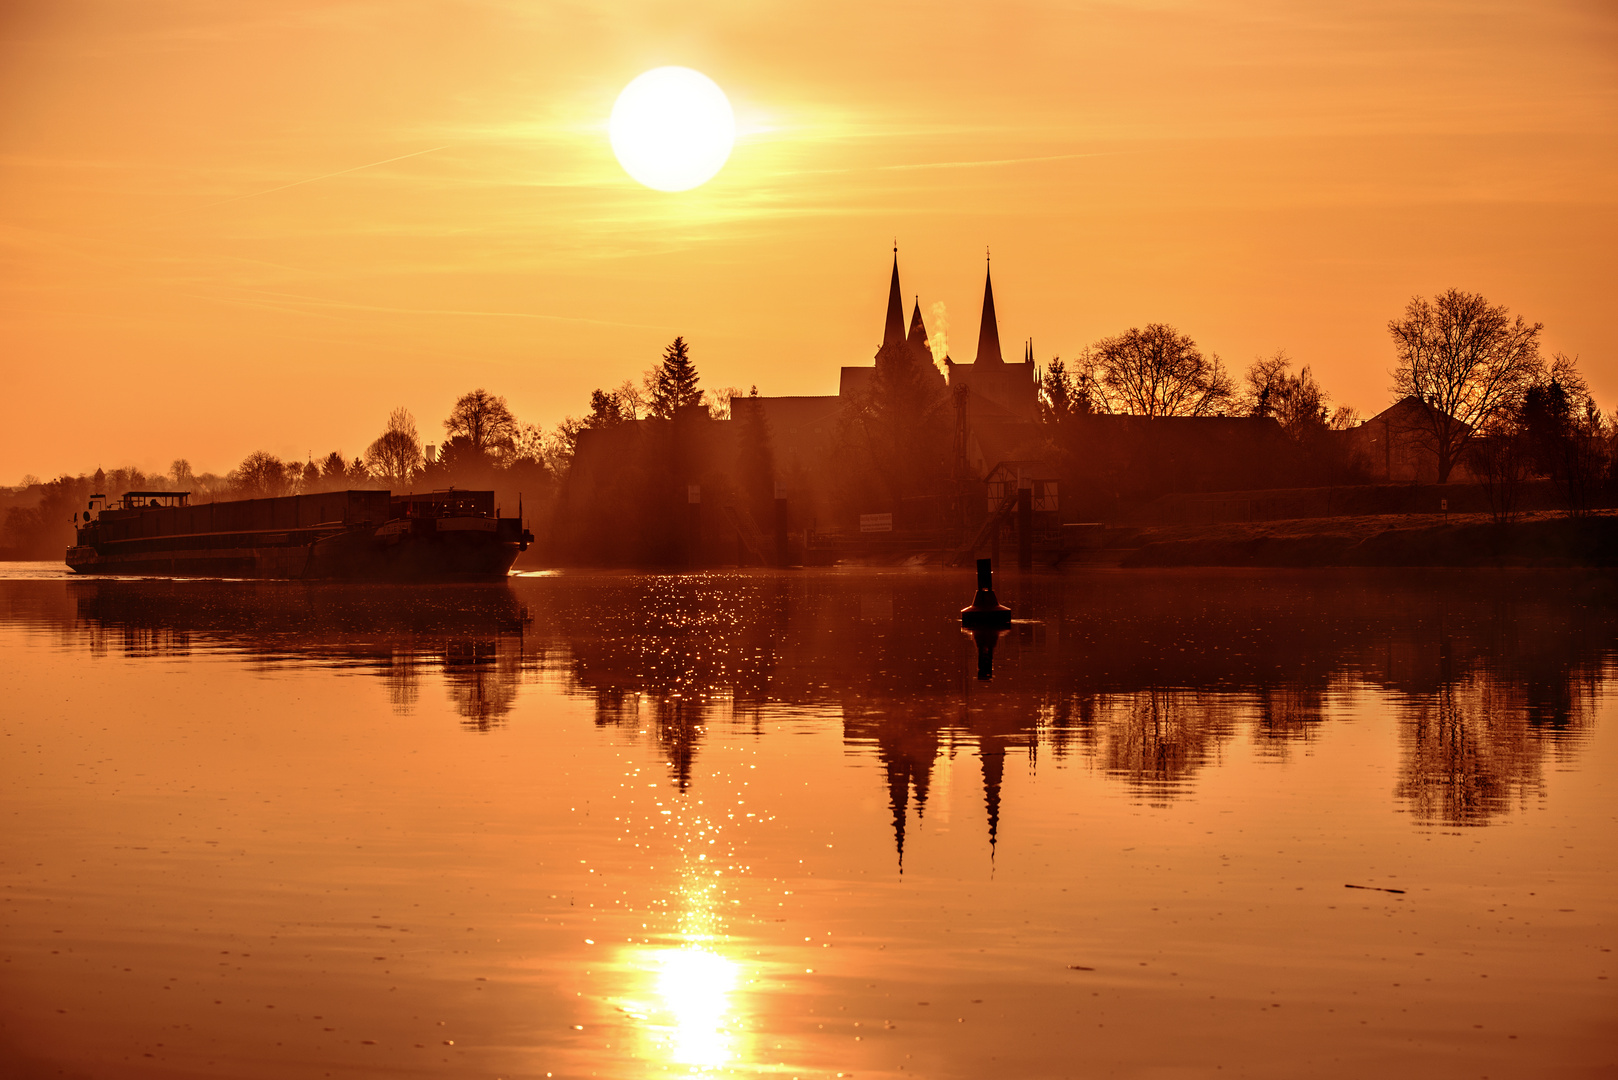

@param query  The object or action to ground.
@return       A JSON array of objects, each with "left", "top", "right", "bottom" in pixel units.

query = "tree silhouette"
[
  {"left": 319, "top": 451, "right": 349, "bottom": 484},
  {"left": 1240, "top": 351, "right": 1351, "bottom": 438},
  {"left": 586, "top": 388, "right": 634, "bottom": 430},
  {"left": 1091, "top": 324, "right": 1234, "bottom": 417},
  {"left": 1039, "top": 356, "right": 1100, "bottom": 425},
  {"left": 367, "top": 406, "right": 424, "bottom": 489},
  {"left": 1513, "top": 354, "right": 1608, "bottom": 516},
  {"left": 231, "top": 451, "right": 289, "bottom": 498},
  {"left": 443, "top": 389, "right": 519, "bottom": 460},
  {"left": 1388, "top": 289, "right": 1543, "bottom": 483},
  {"left": 648, "top": 337, "right": 702, "bottom": 420}
]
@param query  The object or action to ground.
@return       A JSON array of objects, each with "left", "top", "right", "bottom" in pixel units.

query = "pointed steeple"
[
  {"left": 882, "top": 247, "right": 906, "bottom": 351},
  {"left": 980, "top": 736, "right": 1005, "bottom": 859},
  {"left": 974, "top": 255, "right": 1003, "bottom": 365},
  {"left": 907, "top": 296, "right": 929, "bottom": 350},
  {"left": 887, "top": 760, "right": 909, "bottom": 872}
]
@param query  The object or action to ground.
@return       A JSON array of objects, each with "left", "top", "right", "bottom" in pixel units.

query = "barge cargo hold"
[{"left": 66, "top": 489, "right": 533, "bottom": 580}]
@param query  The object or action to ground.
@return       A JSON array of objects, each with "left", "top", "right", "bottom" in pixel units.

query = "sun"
[{"left": 609, "top": 67, "right": 736, "bottom": 192}]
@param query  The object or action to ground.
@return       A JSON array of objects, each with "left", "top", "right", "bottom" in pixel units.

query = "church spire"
[
  {"left": 907, "top": 295, "right": 928, "bottom": 344},
  {"left": 907, "top": 296, "right": 933, "bottom": 367},
  {"left": 882, "top": 246, "right": 905, "bottom": 351},
  {"left": 974, "top": 254, "right": 1003, "bottom": 364}
]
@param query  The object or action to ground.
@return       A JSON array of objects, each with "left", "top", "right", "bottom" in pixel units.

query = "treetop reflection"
[{"left": 8, "top": 569, "right": 1613, "bottom": 839}]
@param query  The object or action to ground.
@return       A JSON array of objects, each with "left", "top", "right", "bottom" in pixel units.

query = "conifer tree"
[{"left": 648, "top": 336, "right": 702, "bottom": 420}]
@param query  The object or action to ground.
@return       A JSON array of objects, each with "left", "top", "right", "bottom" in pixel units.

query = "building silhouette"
[{"left": 731, "top": 248, "right": 1044, "bottom": 534}]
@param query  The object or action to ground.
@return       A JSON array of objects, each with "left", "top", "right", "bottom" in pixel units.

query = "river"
[{"left": 1, "top": 566, "right": 1614, "bottom": 1078}]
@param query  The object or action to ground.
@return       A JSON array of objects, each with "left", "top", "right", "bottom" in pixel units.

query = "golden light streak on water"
[
  {"left": 647, "top": 944, "right": 740, "bottom": 1070},
  {"left": 615, "top": 789, "right": 750, "bottom": 1076}
]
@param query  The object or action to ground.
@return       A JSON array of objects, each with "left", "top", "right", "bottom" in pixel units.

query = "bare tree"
[
  {"left": 508, "top": 422, "right": 550, "bottom": 466},
  {"left": 1091, "top": 324, "right": 1234, "bottom": 417},
  {"left": 703, "top": 386, "right": 743, "bottom": 421},
  {"left": 1240, "top": 351, "right": 1334, "bottom": 437},
  {"left": 1388, "top": 289, "right": 1543, "bottom": 483},
  {"left": 443, "top": 390, "right": 519, "bottom": 460},
  {"left": 618, "top": 378, "right": 648, "bottom": 420},
  {"left": 231, "top": 451, "right": 289, "bottom": 498},
  {"left": 368, "top": 407, "right": 424, "bottom": 489},
  {"left": 542, "top": 416, "right": 586, "bottom": 479},
  {"left": 1467, "top": 428, "right": 1533, "bottom": 525}
]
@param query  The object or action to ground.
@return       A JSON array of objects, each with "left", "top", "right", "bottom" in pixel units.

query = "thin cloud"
[
  {"left": 196, "top": 145, "right": 451, "bottom": 209},
  {"left": 879, "top": 150, "right": 1129, "bottom": 172},
  {"left": 189, "top": 286, "right": 672, "bottom": 332}
]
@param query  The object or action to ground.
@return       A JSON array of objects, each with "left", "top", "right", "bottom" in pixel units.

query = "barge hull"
[
  {"left": 66, "top": 489, "right": 530, "bottom": 581},
  {"left": 66, "top": 536, "right": 523, "bottom": 580}
]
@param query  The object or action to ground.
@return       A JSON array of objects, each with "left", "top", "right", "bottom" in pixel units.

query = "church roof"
[{"left": 975, "top": 262, "right": 1003, "bottom": 364}]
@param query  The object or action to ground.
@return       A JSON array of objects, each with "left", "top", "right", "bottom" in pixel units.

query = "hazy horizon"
[{"left": 3, "top": 0, "right": 1615, "bottom": 482}]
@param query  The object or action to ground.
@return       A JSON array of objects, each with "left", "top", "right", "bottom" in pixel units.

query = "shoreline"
[
  {"left": 5, "top": 510, "right": 1615, "bottom": 573},
  {"left": 1117, "top": 510, "right": 1618, "bottom": 569}
]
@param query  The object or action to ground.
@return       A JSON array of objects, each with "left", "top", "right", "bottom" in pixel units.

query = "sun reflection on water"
[
  {"left": 647, "top": 943, "right": 740, "bottom": 1069},
  {"left": 614, "top": 790, "right": 751, "bottom": 1076}
]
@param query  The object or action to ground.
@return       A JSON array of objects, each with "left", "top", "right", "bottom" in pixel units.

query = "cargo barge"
[{"left": 66, "top": 489, "right": 533, "bottom": 580}]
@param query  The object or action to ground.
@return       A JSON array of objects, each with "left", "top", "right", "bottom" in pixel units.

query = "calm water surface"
[{"left": 1, "top": 566, "right": 1614, "bottom": 1079}]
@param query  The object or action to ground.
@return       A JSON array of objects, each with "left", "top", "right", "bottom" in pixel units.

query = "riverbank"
[{"left": 1120, "top": 509, "right": 1618, "bottom": 568}]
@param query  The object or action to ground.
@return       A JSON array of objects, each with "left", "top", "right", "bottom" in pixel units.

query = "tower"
[
  {"left": 880, "top": 247, "right": 905, "bottom": 356},
  {"left": 907, "top": 296, "right": 934, "bottom": 369},
  {"left": 873, "top": 249, "right": 945, "bottom": 392},
  {"left": 974, "top": 256, "right": 1004, "bottom": 365},
  {"left": 942, "top": 251, "right": 1037, "bottom": 422}
]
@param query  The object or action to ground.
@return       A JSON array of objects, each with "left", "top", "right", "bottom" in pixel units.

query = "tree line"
[
  {"left": 1, "top": 340, "right": 738, "bottom": 559},
  {"left": 4, "top": 287, "right": 1614, "bottom": 559},
  {"left": 1033, "top": 289, "right": 1613, "bottom": 515},
  {"left": 1, "top": 390, "right": 558, "bottom": 558}
]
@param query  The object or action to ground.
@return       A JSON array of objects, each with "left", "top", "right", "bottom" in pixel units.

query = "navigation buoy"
[{"left": 960, "top": 558, "right": 1012, "bottom": 628}]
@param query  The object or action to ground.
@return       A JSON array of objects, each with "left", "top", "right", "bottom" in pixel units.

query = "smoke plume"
[{"left": 928, "top": 301, "right": 949, "bottom": 365}]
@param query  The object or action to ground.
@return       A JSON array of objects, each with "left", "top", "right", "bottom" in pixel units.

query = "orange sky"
[{"left": 2, "top": 0, "right": 1615, "bottom": 482}]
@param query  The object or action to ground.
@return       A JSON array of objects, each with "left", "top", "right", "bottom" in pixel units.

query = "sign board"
[{"left": 859, "top": 513, "right": 893, "bottom": 533}]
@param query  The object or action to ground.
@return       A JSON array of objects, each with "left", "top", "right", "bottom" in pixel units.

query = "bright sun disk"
[{"left": 609, "top": 67, "right": 736, "bottom": 192}]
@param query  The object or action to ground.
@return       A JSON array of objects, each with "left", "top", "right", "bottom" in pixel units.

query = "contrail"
[{"left": 199, "top": 145, "right": 450, "bottom": 209}]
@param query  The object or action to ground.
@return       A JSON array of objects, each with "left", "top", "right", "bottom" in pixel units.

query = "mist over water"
[{"left": 1, "top": 568, "right": 1614, "bottom": 1078}]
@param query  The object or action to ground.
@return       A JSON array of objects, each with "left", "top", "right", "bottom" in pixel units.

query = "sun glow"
[
  {"left": 608, "top": 67, "right": 736, "bottom": 192},
  {"left": 655, "top": 945, "right": 739, "bottom": 1066}
]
